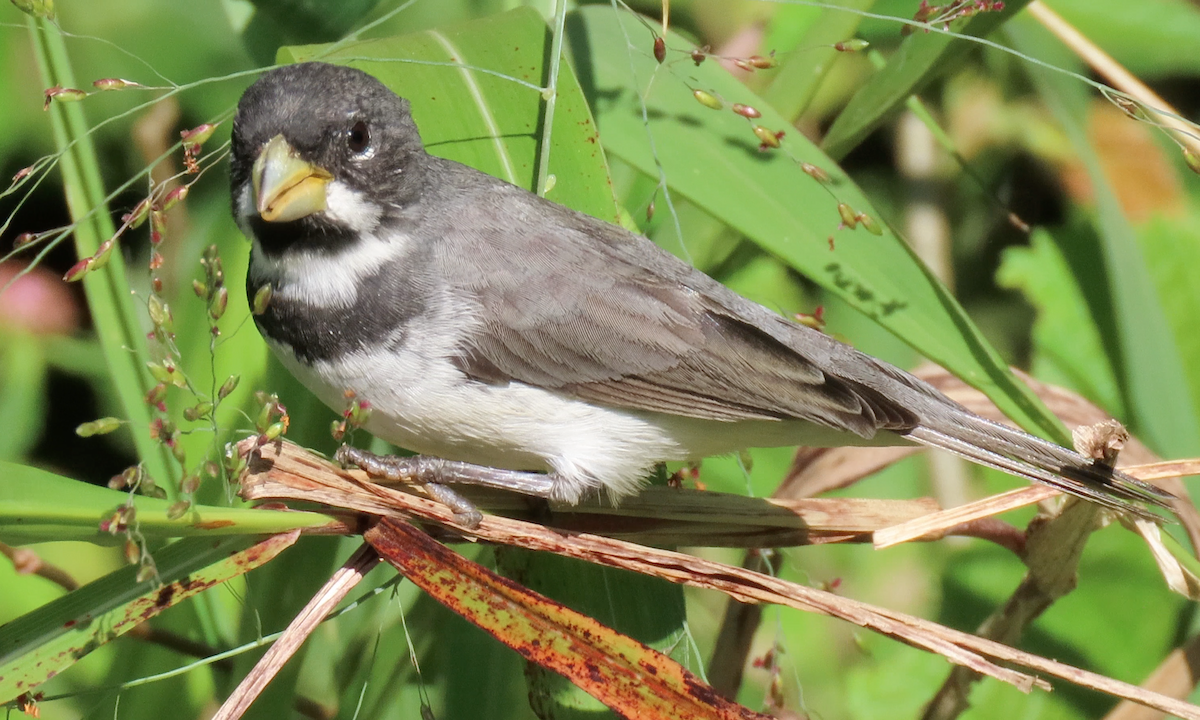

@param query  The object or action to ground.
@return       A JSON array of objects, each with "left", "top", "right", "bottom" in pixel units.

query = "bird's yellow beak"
[{"left": 252, "top": 134, "right": 333, "bottom": 223}]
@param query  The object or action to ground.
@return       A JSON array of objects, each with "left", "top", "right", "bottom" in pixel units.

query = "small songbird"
[{"left": 229, "top": 62, "right": 1168, "bottom": 517}]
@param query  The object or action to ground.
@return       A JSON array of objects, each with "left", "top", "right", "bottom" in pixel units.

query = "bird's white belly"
[
  {"left": 266, "top": 336, "right": 696, "bottom": 501},
  {"left": 265, "top": 335, "right": 906, "bottom": 503}
]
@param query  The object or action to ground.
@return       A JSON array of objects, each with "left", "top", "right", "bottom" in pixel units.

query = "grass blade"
[
  {"left": 28, "top": 18, "right": 177, "bottom": 492},
  {"left": 821, "top": 1, "right": 1033, "bottom": 159}
]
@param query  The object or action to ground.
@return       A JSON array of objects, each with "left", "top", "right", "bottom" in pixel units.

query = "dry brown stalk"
[
  {"left": 1028, "top": 1, "right": 1200, "bottom": 159},
  {"left": 874, "top": 455, "right": 1196, "bottom": 549},
  {"left": 0, "top": 541, "right": 79, "bottom": 592},
  {"left": 238, "top": 439, "right": 1200, "bottom": 719},
  {"left": 211, "top": 543, "right": 380, "bottom": 720},
  {"left": 1105, "top": 633, "right": 1200, "bottom": 720},
  {"left": 874, "top": 485, "right": 1058, "bottom": 549},
  {"left": 238, "top": 438, "right": 941, "bottom": 548}
]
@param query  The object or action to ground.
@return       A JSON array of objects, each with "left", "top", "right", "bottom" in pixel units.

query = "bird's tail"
[{"left": 905, "top": 415, "right": 1174, "bottom": 519}]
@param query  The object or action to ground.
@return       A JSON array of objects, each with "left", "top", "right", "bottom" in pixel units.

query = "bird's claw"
[{"left": 335, "top": 445, "right": 484, "bottom": 529}]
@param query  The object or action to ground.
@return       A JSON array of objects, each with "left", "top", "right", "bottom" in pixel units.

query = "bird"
[{"left": 229, "top": 61, "right": 1170, "bottom": 519}]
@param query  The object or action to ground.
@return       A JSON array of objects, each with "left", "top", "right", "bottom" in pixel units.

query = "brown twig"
[
  {"left": 1028, "top": 1, "right": 1200, "bottom": 158},
  {"left": 1105, "top": 633, "right": 1200, "bottom": 720},
  {"left": 210, "top": 543, "right": 380, "bottom": 720},
  {"left": 238, "top": 440, "right": 1200, "bottom": 718},
  {"left": 875, "top": 486, "right": 1058, "bottom": 549},
  {"left": 241, "top": 439, "right": 941, "bottom": 548},
  {"left": 293, "top": 695, "right": 338, "bottom": 720},
  {"left": 0, "top": 541, "right": 78, "bottom": 592},
  {"left": 922, "top": 500, "right": 1105, "bottom": 720}
]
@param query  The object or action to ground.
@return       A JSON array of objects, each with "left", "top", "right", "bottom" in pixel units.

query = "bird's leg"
[
  {"left": 414, "top": 483, "right": 484, "bottom": 529},
  {"left": 334, "top": 446, "right": 557, "bottom": 528}
]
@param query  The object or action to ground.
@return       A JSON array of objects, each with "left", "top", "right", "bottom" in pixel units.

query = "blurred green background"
[{"left": 3, "top": 0, "right": 1200, "bottom": 718}]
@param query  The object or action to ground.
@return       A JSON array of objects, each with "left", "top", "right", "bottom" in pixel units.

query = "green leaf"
[
  {"left": 0, "top": 531, "right": 298, "bottom": 703},
  {"left": 0, "top": 461, "right": 333, "bottom": 545},
  {"left": 572, "top": 6, "right": 1067, "bottom": 443},
  {"left": 495, "top": 546, "right": 694, "bottom": 719},
  {"left": 28, "top": 19, "right": 177, "bottom": 493},
  {"left": 0, "top": 333, "right": 46, "bottom": 461},
  {"left": 996, "top": 229, "right": 1124, "bottom": 418},
  {"left": 1138, "top": 214, "right": 1200, "bottom": 434},
  {"left": 366, "top": 519, "right": 761, "bottom": 720},
  {"left": 821, "top": 0, "right": 1033, "bottom": 160}
]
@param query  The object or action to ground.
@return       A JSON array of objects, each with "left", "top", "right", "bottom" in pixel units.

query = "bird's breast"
[{"left": 246, "top": 228, "right": 429, "bottom": 364}]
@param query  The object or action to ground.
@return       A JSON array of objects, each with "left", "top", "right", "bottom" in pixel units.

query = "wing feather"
[{"left": 434, "top": 183, "right": 917, "bottom": 437}]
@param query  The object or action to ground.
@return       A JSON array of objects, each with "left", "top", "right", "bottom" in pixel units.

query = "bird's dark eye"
[{"left": 347, "top": 121, "right": 370, "bottom": 154}]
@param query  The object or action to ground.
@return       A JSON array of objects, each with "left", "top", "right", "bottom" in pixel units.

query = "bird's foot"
[{"left": 334, "top": 446, "right": 557, "bottom": 528}]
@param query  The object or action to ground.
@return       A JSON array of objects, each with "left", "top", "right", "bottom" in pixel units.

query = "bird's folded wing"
[{"left": 443, "top": 211, "right": 916, "bottom": 437}]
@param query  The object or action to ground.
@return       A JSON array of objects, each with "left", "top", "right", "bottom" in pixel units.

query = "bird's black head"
[{"left": 230, "top": 62, "right": 427, "bottom": 255}]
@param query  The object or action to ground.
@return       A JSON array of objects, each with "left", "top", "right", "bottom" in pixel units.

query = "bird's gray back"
[{"left": 412, "top": 156, "right": 925, "bottom": 437}]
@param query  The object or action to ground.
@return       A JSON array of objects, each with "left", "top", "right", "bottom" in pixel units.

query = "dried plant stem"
[
  {"left": 1105, "top": 633, "right": 1200, "bottom": 720},
  {"left": 922, "top": 500, "right": 1105, "bottom": 720},
  {"left": 244, "top": 440, "right": 940, "bottom": 548},
  {"left": 210, "top": 543, "right": 380, "bottom": 720},
  {"left": 1028, "top": 1, "right": 1200, "bottom": 157},
  {"left": 240, "top": 441, "right": 1200, "bottom": 718},
  {"left": 875, "top": 485, "right": 1058, "bottom": 548},
  {"left": 0, "top": 542, "right": 78, "bottom": 592}
]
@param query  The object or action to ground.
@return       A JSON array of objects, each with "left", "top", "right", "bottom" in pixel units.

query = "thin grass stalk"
[{"left": 27, "top": 17, "right": 177, "bottom": 493}]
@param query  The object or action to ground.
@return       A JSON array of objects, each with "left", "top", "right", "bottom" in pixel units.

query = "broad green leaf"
[
  {"left": 435, "top": 591, "right": 536, "bottom": 720},
  {"left": 0, "top": 461, "right": 332, "bottom": 544},
  {"left": 571, "top": 6, "right": 1067, "bottom": 442},
  {"left": 1139, "top": 214, "right": 1200, "bottom": 433},
  {"left": 821, "top": 0, "right": 1033, "bottom": 160},
  {"left": 0, "top": 531, "right": 298, "bottom": 703},
  {"left": 495, "top": 546, "right": 694, "bottom": 718},
  {"left": 1009, "top": 15, "right": 1200, "bottom": 457}
]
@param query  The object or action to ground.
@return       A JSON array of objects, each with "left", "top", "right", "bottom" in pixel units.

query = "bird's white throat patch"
[
  {"left": 250, "top": 231, "right": 407, "bottom": 308},
  {"left": 241, "top": 179, "right": 406, "bottom": 308}
]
